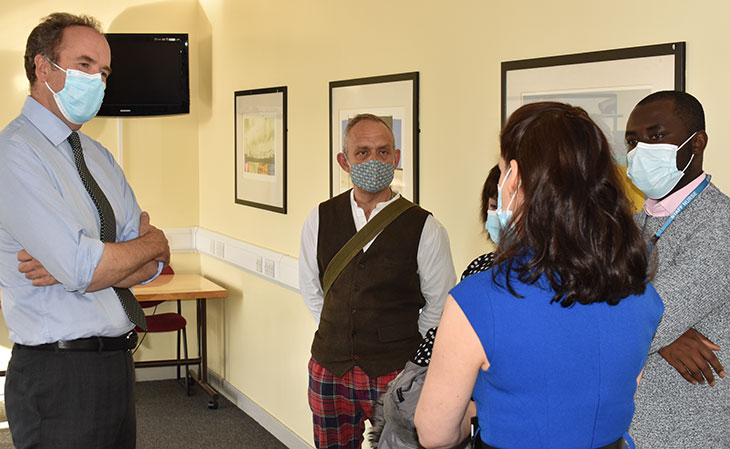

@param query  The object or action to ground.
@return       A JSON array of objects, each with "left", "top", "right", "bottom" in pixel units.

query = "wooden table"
[{"left": 132, "top": 273, "right": 227, "bottom": 409}]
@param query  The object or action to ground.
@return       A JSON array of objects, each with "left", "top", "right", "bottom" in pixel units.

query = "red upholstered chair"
[{"left": 135, "top": 265, "right": 191, "bottom": 394}]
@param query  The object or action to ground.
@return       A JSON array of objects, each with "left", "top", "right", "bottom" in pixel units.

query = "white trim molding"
[
  {"left": 208, "top": 370, "right": 314, "bottom": 449},
  {"left": 164, "top": 227, "right": 197, "bottom": 253},
  {"left": 161, "top": 226, "right": 300, "bottom": 291}
]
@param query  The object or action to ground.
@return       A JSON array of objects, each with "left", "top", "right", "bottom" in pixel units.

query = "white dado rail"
[{"left": 162, "top": 227, "right": 300, "bottom": 291}]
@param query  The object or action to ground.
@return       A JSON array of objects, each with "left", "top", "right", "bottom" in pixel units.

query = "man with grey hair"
[
  {"left": 0, "top": 12, "right": 169, "bottom": 448},
  {"left": 625, "top": 91, "right": 730, "bottom": 448},
  {"left": 299, "top": 113, "right": 456, "bottom": 448}
]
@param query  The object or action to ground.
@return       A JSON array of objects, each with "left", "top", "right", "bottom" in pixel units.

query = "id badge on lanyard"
[{"left": 642, "top": 175, "right": 711, "bottom": 253}]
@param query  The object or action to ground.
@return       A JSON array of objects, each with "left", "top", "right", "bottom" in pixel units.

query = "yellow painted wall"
[
  {"left": 195, "top": 0, "right": 730, "bottom": 444},
  {"left": 3, "top": 0, "right": 730, "bottom": 446}
]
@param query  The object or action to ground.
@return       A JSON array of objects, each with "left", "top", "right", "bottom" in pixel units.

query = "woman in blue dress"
[{"left": 415, "top": 102, "right": 663, "bottom": 449}]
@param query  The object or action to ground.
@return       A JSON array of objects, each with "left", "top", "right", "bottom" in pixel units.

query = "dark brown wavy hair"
[
  {"left": 493, "top": 102, "right": 648, "bottom": 307},
  {"left": 480, "top": 164, "right": 501, "bottom": 224}
]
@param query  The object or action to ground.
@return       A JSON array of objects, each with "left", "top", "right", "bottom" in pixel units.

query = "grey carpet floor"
[{"left": 0, "top": 379, "right": 289, "bottom": 448}]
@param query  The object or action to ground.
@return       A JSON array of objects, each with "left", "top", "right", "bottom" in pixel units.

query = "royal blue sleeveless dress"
[{"left": 451, "top": 269, "right": 663, "bottom": 449}]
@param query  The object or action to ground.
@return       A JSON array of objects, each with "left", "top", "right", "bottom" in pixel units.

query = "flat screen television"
[{"left": 98, "top": 33, "right": 189, "bottom": 117}]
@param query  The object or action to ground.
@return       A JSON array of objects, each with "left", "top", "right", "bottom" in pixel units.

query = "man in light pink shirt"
[{"left": 625, "top": 91, "right": 730, "bottom": 448}]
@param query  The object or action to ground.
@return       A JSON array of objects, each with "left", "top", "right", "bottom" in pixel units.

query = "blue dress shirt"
[{"left": 0, "top": 96, "right": 152, "bottom": 344}]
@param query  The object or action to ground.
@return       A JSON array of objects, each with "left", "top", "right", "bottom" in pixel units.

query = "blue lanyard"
[{"left": 643, "top": 175, "right": 711, "bottom": 253}]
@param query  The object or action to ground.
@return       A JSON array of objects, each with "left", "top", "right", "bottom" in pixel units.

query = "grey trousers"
[{"left": 5, "top": 345, "right": 136, "bottom": 449}]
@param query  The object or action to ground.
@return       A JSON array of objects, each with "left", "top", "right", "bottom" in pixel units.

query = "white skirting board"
[
  {"left": 3, "top": 367, "right": 312, "bottom": 443},
  {"left": 207, "top": 370, "right": 314, "bottom": 449},
  {"left": 132, "top": 367, "right": 312, "bottom": 448}
]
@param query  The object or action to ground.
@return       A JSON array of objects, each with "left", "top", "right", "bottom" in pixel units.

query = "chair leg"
[
  {"left": 176, "top": 329, "right": 181, "bottom": 381},
  {"left": 176, "top": 300, "right": 182, "bottom": 381},
  {"left": 182, "top": 325, "right": 190, "bottom": 396}
]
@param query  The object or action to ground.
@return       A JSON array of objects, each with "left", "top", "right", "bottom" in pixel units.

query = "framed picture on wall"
[
  {"left": 234, "top": 86, "right": 287, "bottom": 213},
  {"left": 502, "top": 42, "right": 685, "bottom": 166},
  {"left": 329, "top": 72, "right": 420, "bottom": 203}
]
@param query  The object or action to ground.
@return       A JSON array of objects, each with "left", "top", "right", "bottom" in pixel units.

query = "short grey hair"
[{"left": 342, "top": 113, "right": 394, "bottom": 154}]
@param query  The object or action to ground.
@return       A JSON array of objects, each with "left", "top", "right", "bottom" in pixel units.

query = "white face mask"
[{"left": 626, "top": 131, "right": 697, "bottom": 199}]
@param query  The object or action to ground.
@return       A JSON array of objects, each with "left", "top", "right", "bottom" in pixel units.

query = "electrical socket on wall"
[
  {"left": 255, "top": 256, "right": 263, "bottom": 273},
  {"left": 263, "top": 258, "right": 276, "bottom": 278},
  {"left": 214, "top": 240, "right": 225, "bottom": 258}
]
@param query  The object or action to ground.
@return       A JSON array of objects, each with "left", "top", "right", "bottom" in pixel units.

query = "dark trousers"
[{"left": 5, "top": 345, "right": 137, "bottom": 449}]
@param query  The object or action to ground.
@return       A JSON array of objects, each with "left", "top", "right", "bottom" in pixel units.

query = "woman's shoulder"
[
  {"left": 636, "top": 282, "right": 664, "bottom": 316},
  {"left": 452, "top": 266, "right": 492, "bottom": 295},
  {"left": 450, "top": 269, "right": 494, "bottom": 316},
  {"left": 611, "top": 282, "right": 664, "bottom": 323},
  {"left": 451, "top": 262, "right": 526, "bottom": 316},
  {"left": 460, "top": 252, "right": 495, "bottom": 281}
]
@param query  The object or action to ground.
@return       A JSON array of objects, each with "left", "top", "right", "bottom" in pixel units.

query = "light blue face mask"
[
  {"left": 485, "top": 210, "right": 500, "bottom": 244},
  {"left": 485, "top": 166, "right": 518, "bottom": 244},
  {"left": 626, "top": 131, "right": 697, "bottom": 199},
  {"left": 348, "top": 158, "right": 396, "bottom": 193},
  {"left": 45, "top": 58, "right": 105, "bottom": 125}
]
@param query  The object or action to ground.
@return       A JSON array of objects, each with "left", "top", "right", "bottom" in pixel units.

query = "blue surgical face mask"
[
  {"left": 347, "top": 157, "right": 396, "bottom": 193},
  {"left": 485, "top": 210, "right": 500, "bottom": 244},
  {"left": 485, "top": 166, "right": 518, "bottom": 244},
  {"left": 45, "top": 58, "right": 106, "bottom": 125},
  {"left": 626, "top": 131, "right": 697, "bottom": 199}
]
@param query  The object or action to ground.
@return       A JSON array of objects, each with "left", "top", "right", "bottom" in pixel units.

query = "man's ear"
[
  {"left": 393, "top": 149, "right": 401, "bottom": 168},
  {"left": 34, "top": 54, "right": 50, "bottom": 83},
  {"left": 692, "top": 130, "right": 708, "bottom": 156},
  {"left": 336, "top": 152, "right": 351, "bottom": 173}
]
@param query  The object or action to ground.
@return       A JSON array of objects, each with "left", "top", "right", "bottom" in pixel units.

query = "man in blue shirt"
[{"left": 0, "top": 13, "right": 169, "bottom": 449}]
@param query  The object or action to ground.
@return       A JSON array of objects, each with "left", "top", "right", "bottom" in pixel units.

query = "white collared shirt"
[{"left": 299, "top": 190, "right": 456, "bottom": 336}]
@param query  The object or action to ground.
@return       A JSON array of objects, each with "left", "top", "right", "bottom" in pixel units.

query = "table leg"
[{"left": 189, "top": 297, "right": 220, "bottom": 409}]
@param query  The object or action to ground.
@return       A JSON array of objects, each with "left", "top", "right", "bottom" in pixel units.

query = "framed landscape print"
[{"left": 234, "top": 86, "right": 287, "bottom": 213}]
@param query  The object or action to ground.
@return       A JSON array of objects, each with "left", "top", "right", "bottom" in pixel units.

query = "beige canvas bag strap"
[{"left": 322, "top": 197, "right": 415, "bottom": 298}]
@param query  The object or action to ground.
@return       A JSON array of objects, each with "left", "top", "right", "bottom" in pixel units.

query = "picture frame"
[
  {"left": 501, "top": 42, "right": 685, "bottom": 165},
  {"left": 234, "top": 86, "right": 287, "bottom": 213},
  {"left": 329, "top": 72, "right": 420, "bottom": 202}
]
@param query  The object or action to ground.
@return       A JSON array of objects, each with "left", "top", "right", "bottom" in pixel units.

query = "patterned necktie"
[{"left": 68, "top": 131, "right": 147, "bottom": 331}]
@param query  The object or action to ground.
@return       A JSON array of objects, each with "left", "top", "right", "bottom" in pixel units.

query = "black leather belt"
[
  {"left": 15, "top": 331, "right": 138, "bottom": 352},
  {"left": 477, "top": 437, "right": 627, "bottom": 449}
]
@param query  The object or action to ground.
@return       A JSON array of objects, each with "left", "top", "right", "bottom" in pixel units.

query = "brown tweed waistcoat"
[{"left": 312, "top": 191, "right": 429, "bottom": 378}]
